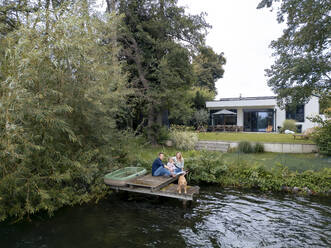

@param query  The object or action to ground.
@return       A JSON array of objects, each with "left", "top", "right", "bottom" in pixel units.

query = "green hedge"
[{"left": 130, "top": 150, "right": 331, "bottom": 195}]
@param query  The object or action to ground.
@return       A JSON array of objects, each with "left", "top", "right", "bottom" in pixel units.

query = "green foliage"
[
  {"left": 0, "top": 2, "right": 128, "bottom": 222},
  {"left": 170, "top": 124, "right": 195, "bottom": 132},
  {"left": 155, "top": 126, "right": 170, "bottom": 145},
  {"left": 0, "top": 0, "right": 39, "bottom": 35},
  {"left": 238, "top": 141, "right": 253, "bottom": 153},
  {"left": 169, "top": 131, "right": 198, "bottom": 151},
  {"left": 238, "top": 141, "right": 266, "bottom": 154},
  {"left": 126, "top": 145, "right": 331, "bottom": 195},
  {"left": 319, "top": 94, "right": 331, "bottom": 114},
  {"left": 310, "top": 112, "right": 331, "bottom": 155},
  {"left": 185, "top": 151, "right": 228, "bottom": 183},
  {"left": 193, "top": 109, "right": 209, "bottom": 130},
  {"left": 257, "top": 0, "right": 331, "bottom": 106},
  {"left": 114, "top": 0, "right": 221, "bottom": 143},
  {"left": 185, "top": 154, "right": 331, "bottom": 193},
  {"left": 281, "top": 119, "right": 297, "bottom": 133},
  {"left": 193, "top": 91, "right": 206, "bottom": 110},
  {"left": 192, "top": 46, "right": 226, "bottom": 94},
  {"left": 184, "top": 87, "right": 215, "bottom": 126},
  {"left": 190, "top": 87, "right": 216, "bottom": 104},
  {"left": 254, "top": 143, "right": 265, "bottom": 153}
]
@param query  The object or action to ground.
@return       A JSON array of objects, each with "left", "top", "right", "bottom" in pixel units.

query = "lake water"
[{"left": 1, "top": 187, "right": 330, "bottom": 248}]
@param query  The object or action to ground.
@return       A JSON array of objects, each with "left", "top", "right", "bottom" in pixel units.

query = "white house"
[{"left": 206, "top": 96, "right": 320, "bottom": 133}]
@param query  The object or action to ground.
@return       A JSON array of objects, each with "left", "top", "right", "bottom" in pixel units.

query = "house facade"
[{"left": 206, "top": 96, "right": 320, "bottom": 133}]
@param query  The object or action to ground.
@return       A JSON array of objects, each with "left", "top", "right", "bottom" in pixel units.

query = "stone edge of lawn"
[{"left": 198, "top": 139, "right": 316, "bottom": 145}]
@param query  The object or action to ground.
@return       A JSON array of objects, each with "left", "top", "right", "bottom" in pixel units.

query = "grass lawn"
[
  {"left": 221, "top": 152, "right": 330, "bottom": 172},
  {"left": 125, "top": 142, "right": 330, "bottom": 173},
  {"left": 198, "top": 132, "right": 315, "bottom": 144}
]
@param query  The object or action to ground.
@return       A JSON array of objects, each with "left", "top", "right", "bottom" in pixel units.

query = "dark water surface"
[{"left": 1, "top": 187, "right": 330, "bottom": 248}]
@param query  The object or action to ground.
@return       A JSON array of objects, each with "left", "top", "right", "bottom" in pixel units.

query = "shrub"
[
  {"left": 156, "top": 126, "right": 170, "bottom": 145},
  {"left": 170, "top": 124, "right": 195, "bottom": 132},
  {"left": 281, "top": 119, "right": 297, "bottom": 133},
  {"left": 310, "top": 114, "right": 331, "bottom": 155},
  {"left": 185, "top": 151, "right": 227, "bottom": 183},
  {"left": 238, "top": 141, "right": 253, "bottom": 153},
  {"left": 254, "top": 142, "right": 265, "bottom": 153},
  {"left": 169, "top": 130, "right": 198, "bottom": 150},
  {"left": 193, "top": 109, "right": 209, "bottom": 130}
]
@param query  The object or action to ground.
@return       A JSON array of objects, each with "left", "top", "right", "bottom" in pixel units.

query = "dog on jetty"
[{"left": 177, "top": 173, "right": 187, "bottom": 194}]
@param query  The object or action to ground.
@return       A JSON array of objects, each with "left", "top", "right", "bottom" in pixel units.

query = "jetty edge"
[{"left": 104, "top": 167, "right": 199, "bottom": 201}]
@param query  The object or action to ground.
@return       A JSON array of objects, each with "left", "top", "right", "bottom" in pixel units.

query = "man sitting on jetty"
[{"left": 152, "top": 152, "right": 174, "bottom": 177}]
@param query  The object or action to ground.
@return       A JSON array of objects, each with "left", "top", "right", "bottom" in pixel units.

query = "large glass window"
[
  {"left": 244, "top": 109, "right": 274, "bottom": 132},
  {"left": 286, "top": 105, "right": 304, "bottom": 122}
]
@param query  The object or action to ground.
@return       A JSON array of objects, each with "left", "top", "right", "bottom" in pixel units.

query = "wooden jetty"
[{"left": 106, "top": 173, "right": 199, "bottom": 201}]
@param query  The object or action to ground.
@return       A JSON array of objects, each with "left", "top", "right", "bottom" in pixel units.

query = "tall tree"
[
  {"left": 111, "top": 0, "right": 211, "bottom": 143},
  {"left": 192, "top": 46, "right": 226, "bottom": 94},
  {"left": 257, "top": 0, "right": 331, "bottom": 107}
]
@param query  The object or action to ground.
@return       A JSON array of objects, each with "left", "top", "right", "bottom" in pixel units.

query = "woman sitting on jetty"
[{"left": 172, "top": 152, "right": 184, "bottom": 174}]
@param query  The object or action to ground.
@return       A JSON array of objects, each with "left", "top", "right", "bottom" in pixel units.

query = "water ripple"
[
  {"left": 181, "top": 189, "right": 331, "bottom": 247},
  {"left": 0, "top": 188, "right": 330, "bottom": 248}
]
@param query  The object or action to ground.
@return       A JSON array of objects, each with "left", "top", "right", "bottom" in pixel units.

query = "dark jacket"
[{"left": 152, "top": 158, "right": 164, "bottom": 176}]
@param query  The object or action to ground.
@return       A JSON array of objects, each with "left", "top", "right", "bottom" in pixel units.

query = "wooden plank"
[
  {"left": 160, "top": 183, "right": 199, "bottom": 196},
  {"left": 126, "top": 173, "right": 180, "bottom": 191},
  {"left": 109, "top": 184, "right": 199, "bottom": 201},
  {"left": 151, "top": 175, "right": 180, "bottom": 192}
]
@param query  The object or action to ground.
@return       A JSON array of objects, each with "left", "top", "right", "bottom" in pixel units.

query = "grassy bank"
[
  {"left": 123, "top": 142, "right": 331, "bottom": 195},
  {"left": 198, "top": 132, "right": 315, "bottom": 144}
]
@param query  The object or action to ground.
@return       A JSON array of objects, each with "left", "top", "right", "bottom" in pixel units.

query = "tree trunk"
[
  {"left": 147, "top": 108, "right": 157, "bottom": 145},
  {"left": 156, "top": 111, "right": 163, "bottom": 126}
]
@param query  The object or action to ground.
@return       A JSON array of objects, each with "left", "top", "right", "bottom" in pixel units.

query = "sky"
[
  {"left": 178, "top": 0, "right": 285, "bottom": 99},
  {"left": 97, "top": 0, "right": 286, "bottom": 100}
]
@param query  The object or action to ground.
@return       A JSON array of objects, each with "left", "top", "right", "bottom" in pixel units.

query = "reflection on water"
[{"left": 1, "top": 187, "right": 330, "bottom": 248}]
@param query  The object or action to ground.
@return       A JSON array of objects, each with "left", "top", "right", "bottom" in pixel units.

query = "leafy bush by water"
[
  {"left": 184, "top": 154, "right": 331, "bottom": 194},
  {"left": 128, "top": 147, "right": 331, "bottom": 196}
]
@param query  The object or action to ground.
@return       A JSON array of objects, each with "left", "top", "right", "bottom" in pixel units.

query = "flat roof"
[
  {"left": 218, "top": 96, "right": 276, "bottom": 101},
  {"left": 206, "top": 96, "right": 277, "bottom": 108}
]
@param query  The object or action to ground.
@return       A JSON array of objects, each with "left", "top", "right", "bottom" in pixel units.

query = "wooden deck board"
[
  {"left": 160, "top": 183, "right": 199, "bottom": 195},
  {"left": 126, "top": 174, "right": 180, "bottom": 191}
]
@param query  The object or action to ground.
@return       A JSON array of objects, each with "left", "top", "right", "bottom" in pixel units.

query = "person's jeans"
[
  {"left": 153, "top": 166, "right": 171, "bottom": 176},
  {"left": 174, "top": 167, "right": 182, "bottom": 174}
]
